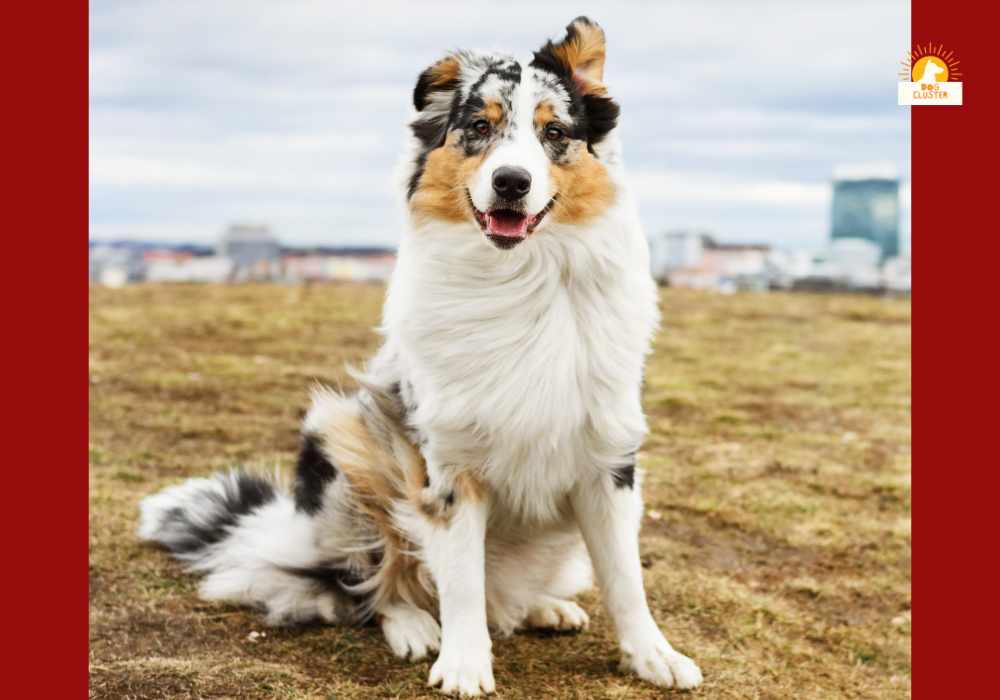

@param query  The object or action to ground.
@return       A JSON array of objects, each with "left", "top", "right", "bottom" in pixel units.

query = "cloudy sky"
[{"left": 90, "top": 0, "right": 910, "bottom": 250}]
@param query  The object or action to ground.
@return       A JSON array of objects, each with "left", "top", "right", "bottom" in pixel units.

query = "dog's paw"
[
  {"left": 381, "top": 604, "right": 441, "bottom": 661},
  {"left": 525, "top": 598, "right": 590, "bottom": 632},
  {"left": 620, "top": 630, "right": 702, "bottom": 690},
  {"left": 428, "top": 647, "right": 495, "bottom": 696}
]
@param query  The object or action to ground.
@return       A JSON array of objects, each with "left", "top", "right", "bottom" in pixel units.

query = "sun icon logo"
[{"left": 898, "top": 43, "right": 963, "bottom": 106}]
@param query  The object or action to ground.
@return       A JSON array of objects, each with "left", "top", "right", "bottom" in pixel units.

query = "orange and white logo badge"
[{"left": 898, "top": 43, "right": 962, "bottom": 106}]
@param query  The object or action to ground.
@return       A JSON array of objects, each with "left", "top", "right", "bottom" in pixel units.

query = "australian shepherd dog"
[{"left": 139, "top": 17, "right": 702, "bottom": 696}]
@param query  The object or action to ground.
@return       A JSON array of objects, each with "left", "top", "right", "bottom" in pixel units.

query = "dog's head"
[{"left": 405, "top": 17, "right": 620, "bottom": 250}]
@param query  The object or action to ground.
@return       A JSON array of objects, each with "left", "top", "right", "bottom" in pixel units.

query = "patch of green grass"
[{"left": 89, "top": 284, "right": 911, "bottom": 699}]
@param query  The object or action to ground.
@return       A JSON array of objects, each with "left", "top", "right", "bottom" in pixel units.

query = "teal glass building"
[{"left": 831, "top": 178, "right": 900, "bottom": 260}]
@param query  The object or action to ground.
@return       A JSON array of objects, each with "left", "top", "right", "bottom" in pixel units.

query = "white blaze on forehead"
[
  {"left": 469, "top": 64, "right": 554, "bottom": 217},
  {"left": 470, "top": 72, "right": 507, "bottom": 106}
]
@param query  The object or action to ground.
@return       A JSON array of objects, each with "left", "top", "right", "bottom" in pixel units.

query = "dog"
[
  {"left": 138, "top": 17, "right": 703, "bottom": 696},
  {"left": 915, "top": 58, "right": 946, "bottom": 83}
]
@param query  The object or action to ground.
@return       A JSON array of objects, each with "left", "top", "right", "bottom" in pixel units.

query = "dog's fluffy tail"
[{"left": 138, "top": 470, "right": 360, "bottom": 625}]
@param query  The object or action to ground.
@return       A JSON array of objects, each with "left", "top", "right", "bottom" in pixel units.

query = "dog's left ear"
[
  {"left": 533, "top": 16, "right": 608, "bottom": 95},
  {"left": 413, "top": 54, "right": 462, "bottom": 112},
  {"left": 409, "top": 53, "right": 464, "bottom": 156}
]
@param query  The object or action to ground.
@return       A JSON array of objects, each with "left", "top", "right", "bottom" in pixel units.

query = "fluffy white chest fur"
[{"left": 380, "top": 184, "right": 659, "bottom": 523}]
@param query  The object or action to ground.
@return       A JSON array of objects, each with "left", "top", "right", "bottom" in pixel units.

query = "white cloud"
[
  {"left": 629, "top": 171, "right": 829, "bottom": 208},
  {"left": 89, "top": 0, "right": 910, "bottom": 247},
  {"left": 90, "top": 154, "right": 394, "bottom": 194}
]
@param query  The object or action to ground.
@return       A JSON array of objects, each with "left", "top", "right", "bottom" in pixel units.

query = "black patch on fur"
[
  {"left": 529, "top": 21, "right": 620, "bottom": 149},
  {"left": 160, "top": 473, "right": 276, "bottom": 554},
  {"left": 444, "top": 491, "right": 455, "bottom": 507},
  {"left": 611, "top": 453, "right": 636, "bottom": 489},
  {"left": 410, "top": 115, "right": 448, "bottom": 149},
  {"left": 294, "top": 433, "right": 337, "bottom": 515},
  {"left": 465, "top": 59, "right": 521, "bottom": 100},
  {"left": 282, "top": 561, "right": 367, "bottom": 594},
  {"left": 281, "top": 559, "right": 376, "bottom": 622},
  {"left": 406, "top": 158, "right": 427, "bottom": 200},
  {"left": 579, "top": 93, "right": 620, "bottom": 149}
]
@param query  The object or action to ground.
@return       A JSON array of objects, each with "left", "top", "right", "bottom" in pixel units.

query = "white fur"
[
  {"left": 381, "top": 602, "right": 441, "bottom": 661},
  {"left": 572, "top": 473, "right": 702, "bottom": 689},
  {"left": 138, "top": 472, "right": 343, "bottom": 625},
  {"left": 524, "top": 597, "right": 590, "bottom": 631},
  {"left": 424, "top": 495, "right": 495, "bottom": 696}
]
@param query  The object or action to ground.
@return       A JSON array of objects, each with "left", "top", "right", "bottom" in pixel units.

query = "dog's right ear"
[{"left": 410, "top": 54, "right": 462, "bottom": 151}]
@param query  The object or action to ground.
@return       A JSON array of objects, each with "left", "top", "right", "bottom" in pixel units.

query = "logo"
[{"left": 898, "top": 43, "right": 962, "bottom": 105}]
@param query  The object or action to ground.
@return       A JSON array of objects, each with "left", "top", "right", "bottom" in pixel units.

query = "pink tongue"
[{"left": 486, "top": 212, "right": 529, "bottom": 237}]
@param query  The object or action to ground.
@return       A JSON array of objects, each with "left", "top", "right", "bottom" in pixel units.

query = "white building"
[
  {"left": 89, "top": 245, "right": 144, "bottom": 287},
  {"left": 821, "top": 238, "right": 882, "bottom": 289},
  {"left": 146, "top": 256, "right": 235, "bottom": 283},
  {"left": 218, "top": 224, "right": 281, "bottom": 280},
  {"left": 650, "top": 230, "right": 706, "bottom": 279},
  {"left": 650, "top": 231, "right": 771, "bottom": 291}
]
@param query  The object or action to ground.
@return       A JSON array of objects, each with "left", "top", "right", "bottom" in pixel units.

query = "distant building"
[
  {"left": 651, "top": 231, "right": 771, "bottom": 291},
  {"left": 650, "top": 230, "right": 708, "bottom": 279},
  {"left": 218, "top": 224, "right": 281, "bottom": 280},
  {"left": 766, "top": 250, "right": 816, "bottom": 289},
  {"left": 793, "top": 238, "right": 883, "bottom": 292},
  {"left": 281, "top": 247, "right": 396, "bottom": 283},
  {"left": 281, "top": 254, "right": 330, "bottom": 283},
  {"left": 143, "top": 249, "right": 193, "bottom": 265},
  {"left": 831, "top": 166, "right": 900, "bottom": 261},
  {"left": 89, "top": 245, "right": 145, "bottom": 287},
  {"left": 325, "top": 254, "right": 396, "bottom": 282},
  {"left": 146, "top": 256, "right": 235, "bottom": 283}
]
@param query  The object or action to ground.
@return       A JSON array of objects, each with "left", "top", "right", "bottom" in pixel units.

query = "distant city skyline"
[{"left": 89, "top": 1, "right": 911, "bottom": 251}]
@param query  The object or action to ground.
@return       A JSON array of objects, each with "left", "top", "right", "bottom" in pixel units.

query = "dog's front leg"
[
  {"left": 571, "top": 473, "right": 702, "bottom": 690},
  {"left": 423, "top": 474, "right": 494, "bottom": 696}
]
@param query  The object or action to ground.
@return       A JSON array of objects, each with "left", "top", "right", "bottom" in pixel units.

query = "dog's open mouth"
[{"left": 467, "top": 192, "right": 557, "bottom": 250}]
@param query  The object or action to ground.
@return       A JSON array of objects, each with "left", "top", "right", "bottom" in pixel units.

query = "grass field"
[{"left": 89, "top": 283, "right": 911, "bottom": 699}]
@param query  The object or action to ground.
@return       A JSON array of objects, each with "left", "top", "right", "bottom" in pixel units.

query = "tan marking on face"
[
  {"left": 534, "top": 101, "right": 557, "bottom": 130},
  {"left": 482, "top": 99, "right": 504, "bottom": 125},
  {"left": 409, "top": 131, "right": 485, "bottom": 225},
  {"left": 549, "top": 150, "right": 616, "bottom": 225}
]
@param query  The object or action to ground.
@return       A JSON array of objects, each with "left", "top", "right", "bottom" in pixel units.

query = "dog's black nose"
[{"left": 492, "top": 166, "right": 531, "bottom": 199}]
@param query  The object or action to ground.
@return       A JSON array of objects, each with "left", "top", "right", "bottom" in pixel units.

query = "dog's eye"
[
  {"left": 472, "top": 119, "right": 491, "bottom": 137},
  {"left": 544, "top": 124, "right": 566, "bottom": 141}
]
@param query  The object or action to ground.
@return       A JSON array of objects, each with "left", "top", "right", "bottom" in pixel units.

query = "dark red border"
[
  {"left": 2, "top": 1, "right": 88, "bottom": 697},
  {"left": 912, "top": 0, "right": 993, "bottom": 696}
]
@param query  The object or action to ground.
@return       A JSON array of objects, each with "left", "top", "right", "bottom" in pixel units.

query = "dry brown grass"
[{"left": 89, "top": 283, "right": 911, "bottom": 699}]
